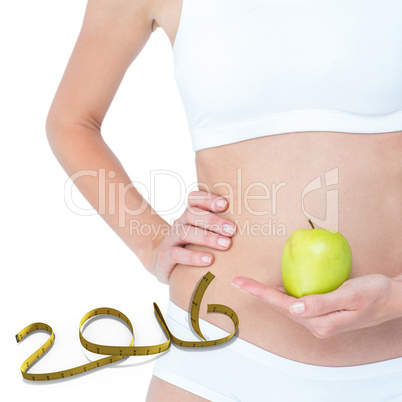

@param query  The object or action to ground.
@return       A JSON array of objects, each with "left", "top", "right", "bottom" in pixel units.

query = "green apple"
[{"left": 281, "top": 219, "right": 352, "bottom": 298}]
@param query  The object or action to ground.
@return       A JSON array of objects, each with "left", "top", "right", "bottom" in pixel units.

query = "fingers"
[
  {"left": 232, "top": 277, "right": 286, "bottom": 294},
  {"left": 231, "top": 277, "right": 257, "bottom": 288},
  {"left": 165, "top": 190, "right": 236, "bottom": 252},
  {"left": 184, "top": 190, "right": 236, "bottom": 236},
  {"left": 168, "top": 221, "right": 233, "bottom": 251},
  {"left": 231, "top": 277, "right": 298, "bottom": 314},
  {"left": 230, "top": 277, "right": 367, "bottom": 339},
  {"left": 232, "top": 277, "right": 360, "bottom": 318},
  {"left": 187, "top": 190, "right": 229, "bottom": 214},
  {"left": 153, "top": 191, "right": 235, "bottom": 283},
  {"left": 162, "top": 246, "right": 214, "bottom": 267},
  {"left": 290, "top": 287, "right": 361, "bottom": 318},
  {"left": 176, "top": 206, "right": 236, "bottom": 237}
]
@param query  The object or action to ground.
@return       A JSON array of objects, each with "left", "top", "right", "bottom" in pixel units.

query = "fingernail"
[
  {"left": 222, "top": 224, "right": 236, "bottom": 235},
  {"left": 217, "top": 237, "right": 230, "bottom": 247},
  {"left": 201, "top": 255, "right": 212, "bottom": 264},
  {"left": 231, "top": 283, "right": 250, "bottom": 293},
  {"left": 290, "top": 302, "right": 305, "bottom": 315},
  {"left": 216, "top": 198, "right": 228, "bottom": 209}
]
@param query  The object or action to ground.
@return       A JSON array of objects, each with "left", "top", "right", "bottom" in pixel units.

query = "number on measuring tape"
[{"left": 16, "top": 271, "right": 239, "bottom": 381}]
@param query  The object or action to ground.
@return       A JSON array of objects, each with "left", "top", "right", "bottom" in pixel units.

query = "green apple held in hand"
[{"left": 281, "top": 219, "right": 352, "bottom": 298}]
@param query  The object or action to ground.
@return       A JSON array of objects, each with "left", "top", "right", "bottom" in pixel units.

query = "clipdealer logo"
[
  {"left": 63, "top": 167, "right": 339, "bottom": 234},
  {"left": 301, "top": 167, "right": 339, "bottom": 231}
]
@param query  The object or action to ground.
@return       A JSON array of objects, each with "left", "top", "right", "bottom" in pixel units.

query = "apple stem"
[{"left": 308, "top": 219, "right": 315, "bottom": 229}]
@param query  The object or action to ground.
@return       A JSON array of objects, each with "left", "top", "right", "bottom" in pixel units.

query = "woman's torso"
[{"left": 152, "top": 0, "right": 402, "bottom": 366}]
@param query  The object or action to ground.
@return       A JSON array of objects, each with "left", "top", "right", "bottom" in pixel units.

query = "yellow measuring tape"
[{"left": 16, "top": 271, "right": 239, "bottom": 381}]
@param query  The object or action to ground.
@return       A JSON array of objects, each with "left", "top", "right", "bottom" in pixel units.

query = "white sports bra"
[{"left": 172, "top": 0, "right": 402, "bottom": 152}]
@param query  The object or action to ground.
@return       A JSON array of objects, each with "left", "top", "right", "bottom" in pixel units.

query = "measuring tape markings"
[{"left": 16, "top": 271, "right": 239, "bottom": 381}]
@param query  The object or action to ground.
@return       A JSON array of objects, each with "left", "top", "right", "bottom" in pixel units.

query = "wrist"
[{"left": 138, "top": 231, "right": 166, "bottom": 276}]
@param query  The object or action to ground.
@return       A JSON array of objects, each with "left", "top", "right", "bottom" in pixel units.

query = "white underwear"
[{"left": 151, "top": 300, "right": 402, "bottom": 402}]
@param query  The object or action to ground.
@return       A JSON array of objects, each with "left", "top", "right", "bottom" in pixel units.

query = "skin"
[{"left": 46, "top": 0, "right": 402, "bottom": 400}]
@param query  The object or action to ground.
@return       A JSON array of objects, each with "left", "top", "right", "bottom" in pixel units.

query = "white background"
[{"left": 1, "top": 1, "right": 197, "bottom": 400}]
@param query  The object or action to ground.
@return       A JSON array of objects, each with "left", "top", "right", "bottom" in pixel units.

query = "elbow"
[
  {"left": 45, "top": 111, "right": 61, "bottom": 158},
  {"left": 46, "top": 107, "right": 101, "bottom": 135},
  {"left": 45, "top": 111, "right": 77, "bottom": 163},
  {"left": 45, "top": 110, "right": 104, "bottom": 168},
  {"left": 45, "top": 111, "right": 101, "bottom": 154},
  {"left": 45, "top": 109, "right": 66, "bottom": 153},
  {"left": 45, "top": 111, "right": 57, "bottom": 149}
]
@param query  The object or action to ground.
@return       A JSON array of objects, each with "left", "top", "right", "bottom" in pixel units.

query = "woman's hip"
[{"left": 151, "top": 300, "right": 402, "bottom": 402}]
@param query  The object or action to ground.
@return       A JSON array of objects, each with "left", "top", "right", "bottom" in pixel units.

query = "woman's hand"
[
  {"left": 231, "top": 273, "right": 397, "bottom": 338},
  {"left": 150, "top": 191, "right": 236, "bottom": 284}
]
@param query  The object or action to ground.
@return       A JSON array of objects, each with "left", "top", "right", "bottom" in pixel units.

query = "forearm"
[{"left": 46, "top": 122, "right": 167, "bottom": 275}]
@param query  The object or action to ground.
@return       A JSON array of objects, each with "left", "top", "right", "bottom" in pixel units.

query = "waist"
[{"left": 169, "top": 130, "right": 402, "bottom": 366}]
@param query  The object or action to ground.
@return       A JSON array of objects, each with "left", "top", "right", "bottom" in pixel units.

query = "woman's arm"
[
  {"left": 46, "top": 0, "right": 237, "bottom": 282},
  {"left": 46, "top": 0, "right": 161, "bottom": 272}
]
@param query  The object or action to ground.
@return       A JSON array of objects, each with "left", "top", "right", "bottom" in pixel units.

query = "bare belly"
[{"left": 169, "top": 130, "right": 402, "bottom": 367}]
